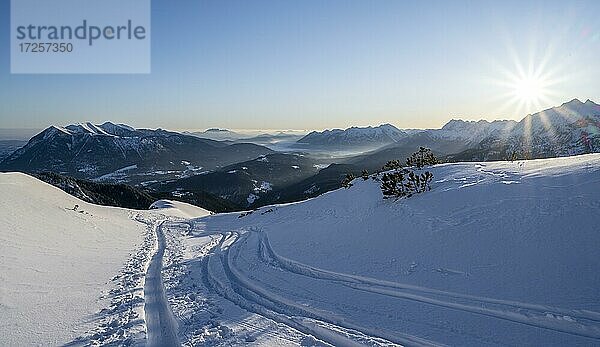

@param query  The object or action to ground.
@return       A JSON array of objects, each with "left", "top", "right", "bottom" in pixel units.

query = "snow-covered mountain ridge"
[
  {"left": 295, "top": 99, "right": 600, "bottom": 159},
  {"left": 453, "top": 99, "right": 600, "bottom": 160},
  {"left": 425, "top": 119, "right": 518, "bottom": 144},
  {"left": 499, "top": 98, "right": 600, "bottom": 155},
  {"left": 297, "top": 123, "right": 407, "bottom": 148},
  {"left": 0, "top": 122, "right": 273, "bottom": 184}
]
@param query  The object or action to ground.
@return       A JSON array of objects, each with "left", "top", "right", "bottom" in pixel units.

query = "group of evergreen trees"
[
  {"left": 361, "top": 169, "right": 369, "bottom": 180},
  {"left": 380, "top": 147, "right": 437, "bottom": 199},
  {"left": 340, "top": 147, "right": 439, "bottom": 199},
  {"left": 341, "top": 173, "right": 356, "bottom": 188},
  {"left": 380, "top": 169, "right": 433, "bottom": 199},
  {"left": 382, "top": 159, "right": 402, "bottom": 171},
  {"left": 405, "top": 146, "right": 440, "bottom": 168}
]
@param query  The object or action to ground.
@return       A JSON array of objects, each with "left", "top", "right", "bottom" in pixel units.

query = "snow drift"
[{"left": 150, "top": 199, "right": 211, "bottom": 219}]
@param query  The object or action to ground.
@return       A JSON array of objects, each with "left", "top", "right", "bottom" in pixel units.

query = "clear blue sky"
[{"left": 1, "top": 0, "right": 599, "bottom": 131}]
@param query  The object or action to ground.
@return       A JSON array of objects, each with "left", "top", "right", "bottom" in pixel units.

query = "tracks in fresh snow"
[
  {"left": 257, "top": 232, "right": 600, "bottom": 340},
  {"left": 159, "top": 222, "right": 600, "bottom": 346},
  {"left": 201, "top": 231, "right": 417, "bottom": 346},
  {"left": 144, "top": 221, "right": 180, "bottom": 347}
]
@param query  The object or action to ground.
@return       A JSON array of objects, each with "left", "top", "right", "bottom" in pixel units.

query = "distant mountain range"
[
  {"left": 296, "top": 124, "right": 406, "bottom": 150},
  {"left": 417, "top": 119, "right": 518, "bottom": 146},
  {"left": 187, "top": 128, "right": 246, "bottom": 141},
  {"left": 449, "top": 99, "right": 600, "bottom": 161},
  {"left": 0, "top": 122, "right": 273, "bottom": 184},
  {"left": 189, "top": 128, "right": 306, "bottom": 143},
  {"left": 1, "top": 99, "right": 598, "bottom": 211},
  {"left": 296, "top": 99, "right": 599, "bottom": 166}
]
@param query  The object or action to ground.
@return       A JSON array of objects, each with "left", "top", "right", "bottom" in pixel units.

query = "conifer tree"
[
  {"left": 361, "top": 169, "right": 369, "bottom": 180},
  {"left": 406, "top": 147, "right": 439, "bottom": 169},
  {"left": 380, "top": 168, "right": 433, "bottom": 199},
  {"left": 382, "top": 160, "right": 402, "bottom": 171},
  {"left": 341, "top": 173, "right": 356, "bottom": 188}
]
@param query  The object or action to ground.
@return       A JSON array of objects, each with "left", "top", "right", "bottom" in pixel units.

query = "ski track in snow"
[
  {"left": 67, "top": 213, "right": 158, "bottom": 346},
  {"left": 144, "top": 221, "right": 181, "bottom": 347},
  {"left": 154, "top": 219, "right": 600, "bottom": 346},
  {"left": 158, "top": 222, "right": 436, "bottom": 346},
  {"left": 160, "top": 225, "right": 307, "bottom": 346},
  {"left": 256, "top": 231, "right": 600, "bottom": 339},
  {"left": 223, "top": 232, "right": 435, "bottom": 347}
]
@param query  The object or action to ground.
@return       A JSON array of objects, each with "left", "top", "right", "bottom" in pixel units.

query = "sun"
[
  {"left": 513, "top": 76, "right": 545, "bottom": 104},
  {"left": 487, "top": 44, "right": 567, "bottom": 118},
  {"left": 504, "top": 68, "right": 556, "bottom": 116}
]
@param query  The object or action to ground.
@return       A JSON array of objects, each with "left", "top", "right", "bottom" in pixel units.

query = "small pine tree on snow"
[
  {"left": 361, "top": 169, "right": 369, "bottom": 180},
  {"left": 406, "top": 147, "right": 439, "bottom": 169},
  {"left": 381, "top": 170, "right": 404, "bottom": 198},
  {"left": 341, "top": 173, "right": 355, "bottom": 188},
  {"left": 380, "top": 168, "right": 433, "bottom": 199},
  {"left": 382, "top": 160, "right": 402, "bottom": 171}
]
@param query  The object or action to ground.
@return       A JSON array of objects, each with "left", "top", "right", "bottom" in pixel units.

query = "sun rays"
[
  {"left": 480, "top": 26, "right": 586, "bottom": 157},
  {"left": 512, "top": 75, "right": 546, "bottom": 105},
  {"left": 492, "top": 59, "right": 563, "bottom": 120}
]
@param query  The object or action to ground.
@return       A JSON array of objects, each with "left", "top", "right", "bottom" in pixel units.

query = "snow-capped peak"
[
  {"left": 53, "top": 122, "right": 139, "bottom": 137},
  {"left": 65, "top": 122, "right": 113, "bottom": 136},
  {"left": 32, "top": 125, "right": 73, "bottom": 141},
  {"left": 297, "top": 124, "right": 406, "bottom": 147},
  {"left": 97, "top": 122, "right": 137, "bottom": 136},
  {"left": 431, "top": 119, "right": 517, "bottom": 144},
  {"left": 48, "top": 125, "right": 72, "bottom": 135}
]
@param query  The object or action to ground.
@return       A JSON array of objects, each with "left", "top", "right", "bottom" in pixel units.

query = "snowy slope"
[
  {"left": 0, "top": 173, "right": 152, "bottom": 346},
  {"left": 163, "top": 154, "right": 600, "bottom": 346}
]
